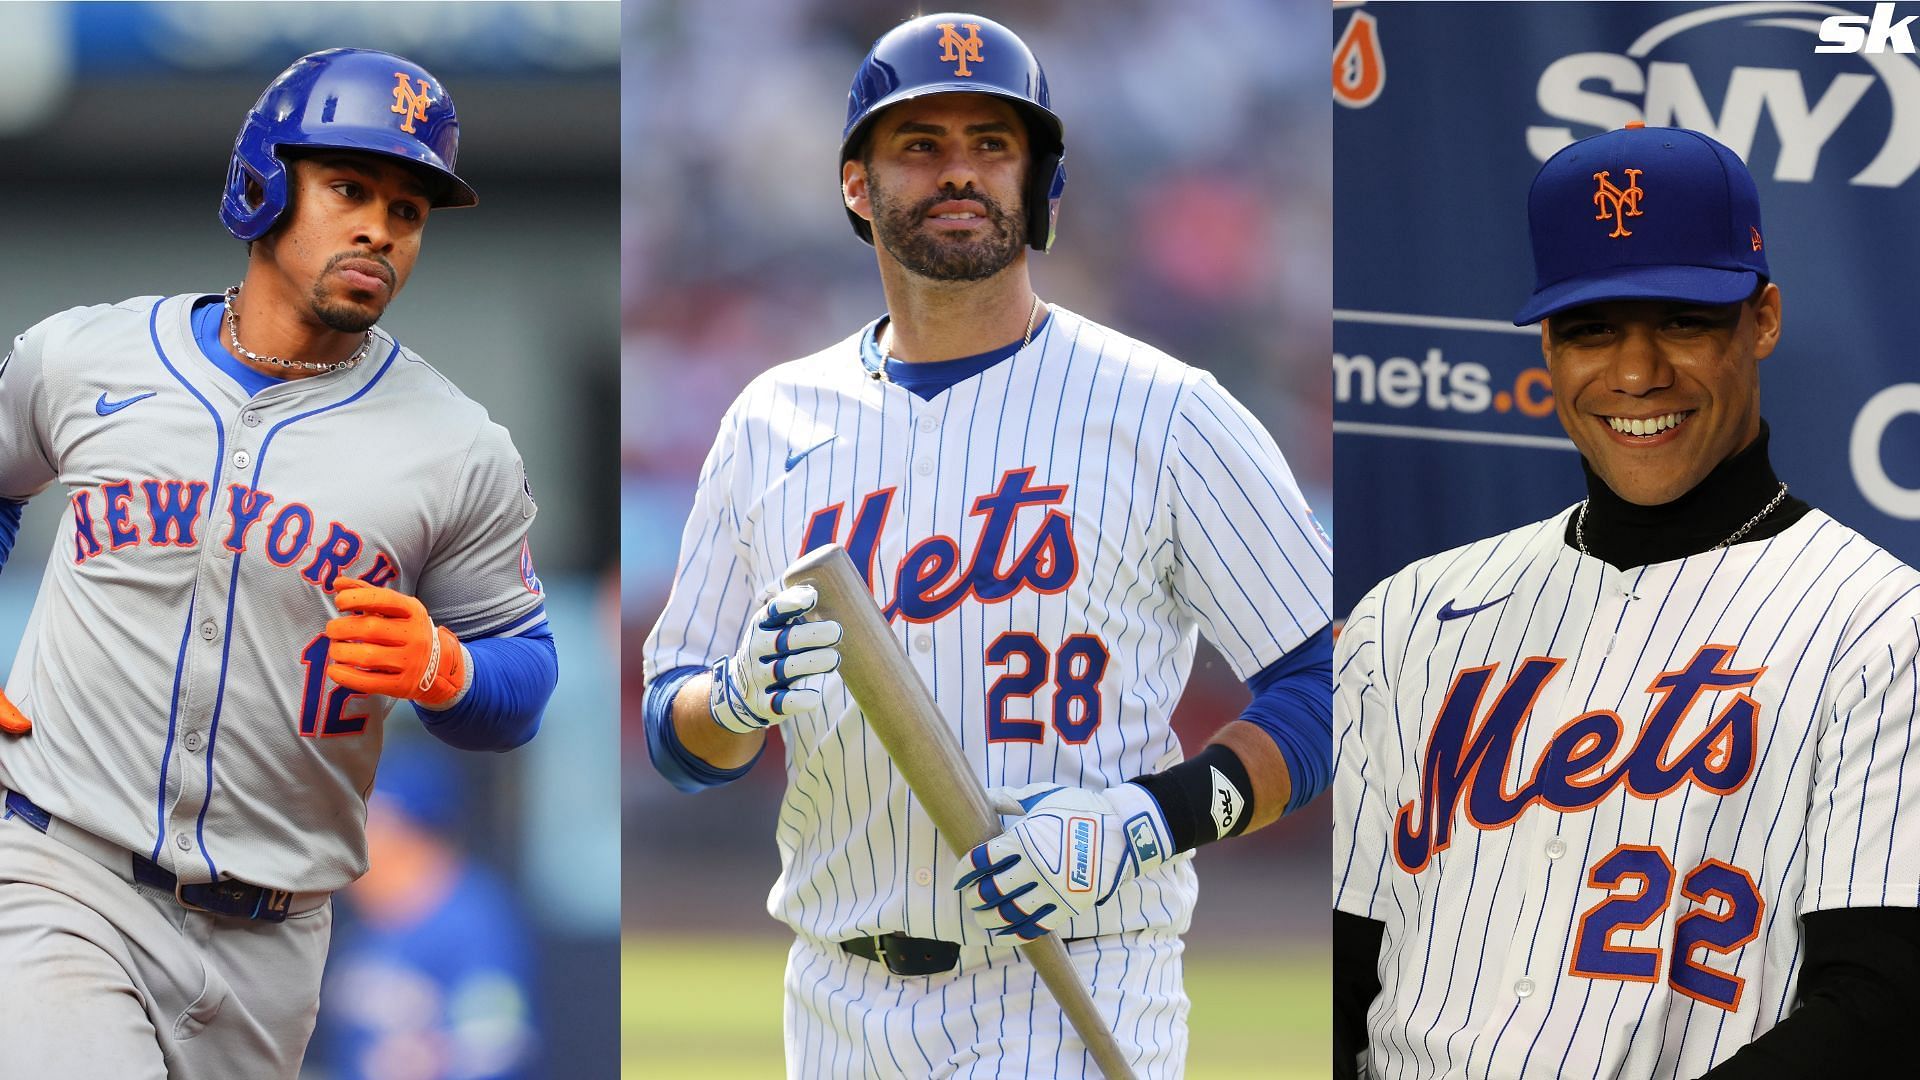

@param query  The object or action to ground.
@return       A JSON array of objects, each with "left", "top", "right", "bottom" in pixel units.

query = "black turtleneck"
[
  {"left": 1562, "top": 420, "right": 1811, "bottom": 569},
  {"left": 1334, "top": 422, "right": 1920, "bottom": 1079}
]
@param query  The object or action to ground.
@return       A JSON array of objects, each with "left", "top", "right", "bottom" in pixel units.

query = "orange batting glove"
[
  {"left": 323, "top": 578, "right": 469, "bottom": 709},
  {"left": 0, "top": 690, "right": 30, "bottom": 736}
]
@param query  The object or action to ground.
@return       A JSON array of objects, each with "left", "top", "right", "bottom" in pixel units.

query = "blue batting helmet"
[
  {"left": 841, "top": 13, "right": 1066, "bottom": 252},
  {"left": 220, "top": 48, "right": 478, "bottom": 243}
]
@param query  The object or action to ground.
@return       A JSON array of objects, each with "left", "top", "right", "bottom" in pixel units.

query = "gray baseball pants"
[{"left": 0, "top": 803, "right": 331, "bottom": 1079}]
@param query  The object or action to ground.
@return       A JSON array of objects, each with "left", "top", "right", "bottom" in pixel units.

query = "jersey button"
[
  {"left": 242, "top": 411, "right": 261, "bottom": 428},
  {"left": 175, "top": 832, "right": 193, "bottom": 852},
  {"left": 232, "top": 449, "right": 252, "bottom": 470},
  {"left": 914, "top": 867, "right": 932, "bottom": 886},
  {"left": 914, "top": 635, "right": 932, "bottom": 653},
  {"left": 1514, "top": 978, "right": 1535, "bottom": 998},
  {"left": 199, "top": 620, "right": 218, "bottom": 642},
  {"left": 1545, "top": 838, "right": 1567, "bottom": 859},
  {"left": 184, "top": 731, "right": 204, "bottom": 752},
  {"left": 918, "top": 415, "right": 938, "bottom": 432},
  {"left": 914, "top": 458, "right": 933, "bottom": 477}
]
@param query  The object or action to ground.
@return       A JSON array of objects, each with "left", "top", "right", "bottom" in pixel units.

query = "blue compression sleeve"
[
  {"left": 644, "top": 664, "right": 765, "bottom": 793},
  {"left": 1244, "top": 624, "right": 1334, "bottom": 815},
  {"left": 0, "top": 498, "right": 21, "bottom": 576},
  {"left": 415, "top": 624, "right": 557, "bottom": 752}
]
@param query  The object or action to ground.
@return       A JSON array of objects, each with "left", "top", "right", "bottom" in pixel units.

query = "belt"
[
  {"left": 839, "top": 932, "right": 1087, "bottom": 977},
  {"left": 2, "top": 790, "right": 313, "bottom": 923},
  {"left": 840, "top": 933, "right": 963, "bottom": 976}
]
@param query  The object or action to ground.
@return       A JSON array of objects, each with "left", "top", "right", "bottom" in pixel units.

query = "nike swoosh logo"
[
  {"left": 95, "top": 391, "right": 157, "bottom": 417},
  {"left": 785, "top": 436, "right": 836, "bottom": 472},
  {"left": 1436, "top": 593, "right": 1513, "bottom": 622}
]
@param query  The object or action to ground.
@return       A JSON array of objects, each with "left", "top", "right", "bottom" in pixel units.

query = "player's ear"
[
  {"left": 1750, "top": 283, "right": 1782, "bottom": 362},
  {"left": 1538, "top": 323, "right": 1552, "bottom": 363},
  {"left": 843, "top": 159, "right": 874, "bottom": 227}
]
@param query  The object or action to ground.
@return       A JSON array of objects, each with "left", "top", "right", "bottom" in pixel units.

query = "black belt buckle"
[
  {"left": 176, "top": 880, "right": 293, "bottom": 923},
  {"left": 132, "top": 851, "right": 292, "bottom": 923},
  {"left": 842, "top": 933, "right": 961, "bottom": 976}
]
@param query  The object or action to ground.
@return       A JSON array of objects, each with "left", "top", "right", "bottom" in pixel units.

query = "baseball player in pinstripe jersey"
[
  {"left": 642, "top": 13, "right": 1333, "bottom": 1078},
  {"left": 0, "top": 50, "right": 556, "bottom": 1078},
  {"left": 1333, "top": 124, "right": 1920, "bottom": 1079}
]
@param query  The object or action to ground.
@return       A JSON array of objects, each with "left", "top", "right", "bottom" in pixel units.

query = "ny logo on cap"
[
  {"left": 1592, "top": 169, "right": 1645, "bottom": 239},
  {"left": 937, "top": 22, "right": 984, "bottom": 77},
  {"left": 390, "top": 72, "right": 433, "bottom": 135}
]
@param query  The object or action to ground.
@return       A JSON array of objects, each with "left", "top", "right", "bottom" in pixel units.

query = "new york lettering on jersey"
[{"left": 70, "top": 477, "right": 401, "bottom": 590}]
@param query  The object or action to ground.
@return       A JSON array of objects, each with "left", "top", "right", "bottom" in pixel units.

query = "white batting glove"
[
  {"left": 708, "top": 584, "right": 844, "bottom": 734},
  {"left": 951, "top": 781, "right": 1174, "bottom": 940}
]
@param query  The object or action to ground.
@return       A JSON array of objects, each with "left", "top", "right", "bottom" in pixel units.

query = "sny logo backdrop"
[{"left": 1334, "top": 1, "right": 1920, "bottom": 612}]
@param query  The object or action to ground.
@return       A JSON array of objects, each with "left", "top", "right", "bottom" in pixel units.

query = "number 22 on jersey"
[{"left": 1570, "top": 843, "right": 1764, "bottom": 1010}]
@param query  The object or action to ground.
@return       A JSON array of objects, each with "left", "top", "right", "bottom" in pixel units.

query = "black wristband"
[{"left": 1129, "top": 743, "right": 1255, "bottom": 855}]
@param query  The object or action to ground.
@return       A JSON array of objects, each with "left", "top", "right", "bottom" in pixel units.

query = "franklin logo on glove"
[{"left": 1068, "top": 817, "right": 1097, "bottom": 893}]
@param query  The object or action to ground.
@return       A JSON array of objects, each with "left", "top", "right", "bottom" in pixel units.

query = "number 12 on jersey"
[
  {"left": 1569, "top": 843, "right": 1764, "bottom": 1010},
  {"left": 297, "top": 635, "right": 370, "bottom": 738}
]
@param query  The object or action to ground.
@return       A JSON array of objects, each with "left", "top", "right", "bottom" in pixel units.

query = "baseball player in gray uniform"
[
  {"left": 1334, "top": 124, "right": 1920, "bottom": 1078},
  {"left": 643, "top": 13, "right": 1333, "bottom": 1077},
  {"left": 0, "top": 49, "right": 556, "bottom": 1078}
]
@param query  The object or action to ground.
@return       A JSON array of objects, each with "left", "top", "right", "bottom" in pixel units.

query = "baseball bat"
[{"left": 784, "top": 544, "right": 1140, "bottom": 1080}]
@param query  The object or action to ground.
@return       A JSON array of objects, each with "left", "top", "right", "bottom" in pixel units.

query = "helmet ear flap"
[
  {"left": 221, "top": 122, "right": 290, "bottom": 243},
  {"left": 1027, "top": 151, "right": 1065, "bottom": 252}
]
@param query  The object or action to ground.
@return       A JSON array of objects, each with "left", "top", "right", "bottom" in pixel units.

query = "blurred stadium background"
[
  {"left": 0, "top": 3, "right": 619, "bottom": 1077},
  {"left": 621, "top": 1, "right": 1331, "bottom": 1076}
]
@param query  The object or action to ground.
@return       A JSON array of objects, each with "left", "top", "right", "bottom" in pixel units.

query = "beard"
[
  {"left": 309, "top": 250, "right": 397, "bottom": 333},
  {"left": 869, "top": 177, "right": 1026, "bottom": 282}
]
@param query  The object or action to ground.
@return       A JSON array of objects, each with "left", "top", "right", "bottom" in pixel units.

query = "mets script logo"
[
  {"left": 1394, "top": 645, "right": 1762, "bottom": 874},
  {"left": 800, "top": 466, "right": 1078, "bottom": 624},
  {"left": 938, "top": 22, "right": 985, "bottom": 77},
  {"left": 390, "top": 72, "right": 433, "bottom": 134},
  {"left": 1592, "top": 169, "right": 1645, "bottom": 238}
]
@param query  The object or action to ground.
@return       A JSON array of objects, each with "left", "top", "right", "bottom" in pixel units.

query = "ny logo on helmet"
[
  {"left": 390, "top": 71, "right": 433, "bottom": 134},
  {"left": 938, "top": 22, "right": 984, "bottom": 77},
  {"left": 1592, "top": 169, "right": 1644, "bottom": 238}
]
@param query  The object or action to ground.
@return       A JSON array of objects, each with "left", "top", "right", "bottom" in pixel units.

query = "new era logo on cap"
[{"left": 1515, "top": 124, "right": 1768, "bottom": 325}]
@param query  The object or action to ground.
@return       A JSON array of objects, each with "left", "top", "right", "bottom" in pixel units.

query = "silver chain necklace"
[
  {"left": 873, "top": 292, "right": 1043, "bottom": 380},
  {"left": 223, "top": 285, "right": 372, "bottom": 374},
  {"left": 1576, "top": 481, "right": 1789, "bottom": 557}
]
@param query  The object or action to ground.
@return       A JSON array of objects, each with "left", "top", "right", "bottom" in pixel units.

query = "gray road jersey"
[{"left": 0, "top": 294, "right": 545, "bottom": 892}]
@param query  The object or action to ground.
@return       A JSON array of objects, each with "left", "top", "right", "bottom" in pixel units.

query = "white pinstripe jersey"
[
  {"left": 647, "top": 305, "right": 1331, "bottom": 945},
  {"left": 0, "top": 295, "right": 546, "bottom": 893},
  {"left": 1333, "top": 507, "right": 1920, "bottom": 1079}
]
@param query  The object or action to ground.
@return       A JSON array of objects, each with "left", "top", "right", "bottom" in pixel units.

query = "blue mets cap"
[{"left": 1513, "top": 124, "right": 1768, "bottom": 326}]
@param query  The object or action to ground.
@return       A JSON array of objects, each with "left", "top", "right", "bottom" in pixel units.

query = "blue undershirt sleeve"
[
  {"left": 0, "top": 498, "right": 22, "bottom": 576},
  {"left": 414, "top": 624, "right": 557, "bottom": 752},
  {"left": 1243, "top": 623, "right": 1334, "bottom": 815},
  {"left": 644, "top": 664, "right": 765, "bottom": 793}
]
